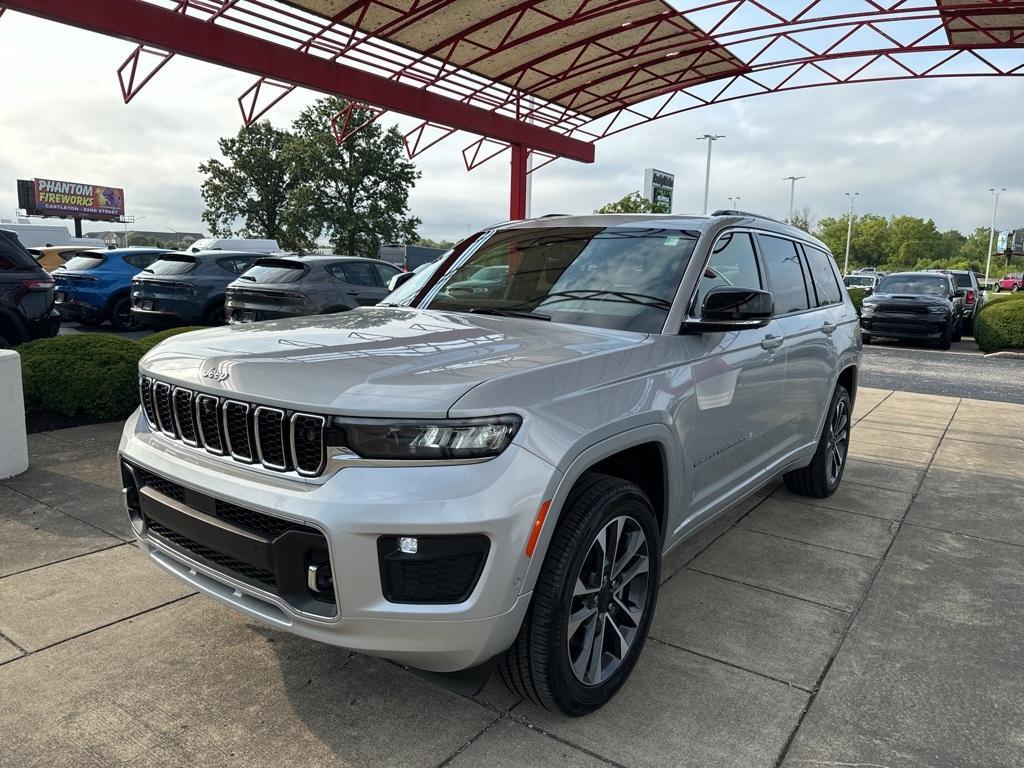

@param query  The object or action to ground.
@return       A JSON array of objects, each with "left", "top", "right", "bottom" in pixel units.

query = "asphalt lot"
[
  {"left": 2, "top": 388, "right": 1023, "bottom": 767},
  {"left": 862, "top": 338, "right": 1024, "bottom": 404}
]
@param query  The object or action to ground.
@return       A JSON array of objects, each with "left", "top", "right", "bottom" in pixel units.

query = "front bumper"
[
  {"left": 860, "top": 313, "right": 948, "bottom": 340},
  {"left": 118, "top": 410, "right": 557, "bottom": 672}
]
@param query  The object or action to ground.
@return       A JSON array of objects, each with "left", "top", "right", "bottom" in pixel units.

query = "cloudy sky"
[{"left": 0, "top": 9, "right": 1021, "bottom": 243}]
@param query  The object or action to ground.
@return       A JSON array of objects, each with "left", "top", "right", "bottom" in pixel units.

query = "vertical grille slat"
[
  {"left": 255, "top": 407, "right": 288, "bottom": 470},
  {"left": 224, "top": 401, "right": 254, "bottom": 463},
  {"left": 196, "top": 394, "right": 224, "bottom": 455},
  {"left": 140, "top": 376, "right": 326, "bottom": 477},
  {"left": 153, "top": 382, "right": 177, "bottom": 438},
  {"left": 173, "top": 388, "right": 198, "bottom": 447},
  {"left": 291, "top": 414, "right": 326, "bottom": 477},
  {"left": 139, "top": 377, "right": 158, "bottom": 429}
]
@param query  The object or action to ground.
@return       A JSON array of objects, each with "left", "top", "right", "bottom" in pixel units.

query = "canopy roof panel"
[{"left": 288, "top": 0, "right": 748, "bottom": 119}]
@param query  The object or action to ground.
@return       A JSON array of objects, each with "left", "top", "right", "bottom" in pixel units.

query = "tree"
[
  {"left": 594, "top": 191, "right": 668, "bottom": 214},
  {"left": 198, "top": 121, "right": 314, "bottom": 249},
  {"left": 787, "top": 207, "right": 815, "bottom": 233},
  {"left": 416, "top": 237, "right": 456, "bottom": 250},
  {"left": 289, "top": 98, "right": 421, "bottom": 256}
]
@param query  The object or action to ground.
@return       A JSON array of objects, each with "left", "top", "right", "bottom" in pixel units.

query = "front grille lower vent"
[{"left": 138, "top": 376, "right": 327, "bottom": 476}]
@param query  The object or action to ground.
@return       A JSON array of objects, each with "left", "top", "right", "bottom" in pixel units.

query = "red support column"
[{"left": 510, "top": 143, "right": 528, "bottom": 220}]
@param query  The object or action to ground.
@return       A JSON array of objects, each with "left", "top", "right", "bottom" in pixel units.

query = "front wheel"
[
  {"left": 784, "top": 385, "right": 851, "bottom": 498},
  {"left": 861, "top": 332, "right": 872, "bottom": 345},
  {"left": 951, "top": 320, "right": 963, "bottom": 343},
  {"left": 994, "top": 285, "right": 1002, "bottom": 292},
  {"left": 499, "top": 473, "right": 660, "bottom": 716}
]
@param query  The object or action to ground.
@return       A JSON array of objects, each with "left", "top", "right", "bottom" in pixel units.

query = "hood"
[{"left": 140, "top": 306, "right": 646, "bottom": 417}]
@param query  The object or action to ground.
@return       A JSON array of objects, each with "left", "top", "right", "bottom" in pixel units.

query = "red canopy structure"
[{"left": 3, "top": 0, "right": 1024, "bottom": 218}]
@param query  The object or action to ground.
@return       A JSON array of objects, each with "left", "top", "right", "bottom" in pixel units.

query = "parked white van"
[{"left": 188, "top": 237, "right": 279, "bottom": 253}]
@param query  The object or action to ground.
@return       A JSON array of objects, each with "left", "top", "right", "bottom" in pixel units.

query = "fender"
[{"left": 518, "top": 422, "right": 680, "bottom": 598}]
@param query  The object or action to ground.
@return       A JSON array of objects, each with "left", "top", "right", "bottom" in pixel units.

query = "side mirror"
[
  {"left": 864, "top": 287, "right": 874, "bottom": 295},
  {"left": 387, "top": 271, "right": 415, "bottom": 292},
  {"left": 683, "top": 287, "right": 774, "bottom": 333}
]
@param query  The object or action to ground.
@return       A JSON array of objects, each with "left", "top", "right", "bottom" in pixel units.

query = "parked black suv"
[
  {"left": 0, "top": 229, "right": 60, "bottom": 347},
  {"left": 861, "top": 271, "right": 965, "bottom": 349}
]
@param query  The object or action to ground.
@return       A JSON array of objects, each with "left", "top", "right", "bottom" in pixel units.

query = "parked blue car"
[
  {"left": 53, "top": 248, "right": 169, "bottom": 330},
  {"left": 131, "top": 250, "right": 267, "bottom": 327}
]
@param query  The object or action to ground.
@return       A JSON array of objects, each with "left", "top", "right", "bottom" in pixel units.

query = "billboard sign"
[
  {"left": 643, "top": 168, "right": 674, "bottom": 212},
  {"left": 19, "top": 178, "right": 125, "bottom": 220}
]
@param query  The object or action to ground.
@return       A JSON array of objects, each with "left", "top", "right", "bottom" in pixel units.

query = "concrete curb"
[
  {"left": 0, "top": 349, "right": 29, "bottom": 479},
  {"left": 983, "top": 351, "right": 1024, "bottom": 359}
]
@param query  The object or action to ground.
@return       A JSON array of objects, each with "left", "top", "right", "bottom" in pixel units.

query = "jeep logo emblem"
[{"left": 204, "top": 366, "right": 230, "bottom": 382}]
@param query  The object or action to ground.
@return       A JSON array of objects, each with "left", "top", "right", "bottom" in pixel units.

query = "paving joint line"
[
  {"left": 0, "top": 542, "right": 131, "bottom": 581},
  {"left": 2, "top": 483, "right": 132, "bottom": 543},
  {"left": 684, "top": 567, "right": 853, "bottom": 614},
  {"left": 735, "top": 525, "right": 881, "bottom": 561},
  {"left": 900, "top": 521, "right": 1024, "bottom": 550},
  {"left": 16, "top": 592, "right": 198, "bottom": 657},
  {"left": 771, "top": 397, "right": 961, "bottom": 768},
  {"left": 0, "top": 628, "right": 28, "bottom": 656},
  {"left": 765, "top": 490, "right": 908, "bottom": 522},
  {"left": 647, "top": 636, "right": 814, "bottom": 694},
  {"left": 505, "top": 712, "right": 629, "bottom": 768}
]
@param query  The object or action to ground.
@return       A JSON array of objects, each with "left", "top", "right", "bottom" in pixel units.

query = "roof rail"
[{"left": 711, "top": 209, "right": 787, "bottom": 225}]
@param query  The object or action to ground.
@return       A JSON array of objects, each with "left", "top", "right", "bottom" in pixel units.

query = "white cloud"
[{"left": 0, "top": 10, "right": 1021, "bottom": 247}]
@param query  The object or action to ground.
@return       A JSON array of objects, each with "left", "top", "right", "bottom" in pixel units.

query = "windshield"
[
  {"left": 238, "top": 260, "right": 307, "bottom": 283},
  {"left": 62, "top": 253, "right": 105, "bottom": 271},
  {"left": 419, "top": 227, "right": 698, "bottom": 333},
  {"left": 144, "top": 255, "right": 198, "bottom": 275},
  {"left": 844, "top": 275, "right": 874, "bottom": 287},
  {"left": 383, "top": 254, "right": 449, "bottom": 306},
  {"left": 877, "top": 274, "right": 950, "bottom": 296}
]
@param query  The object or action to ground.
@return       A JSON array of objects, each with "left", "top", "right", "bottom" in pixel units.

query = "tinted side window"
[
  {"left": 0, "top": 233, "right": 34, "bottom": 270},
  {"left": 758, "top": 235, "right": 810, "bottom": 314},
  {"left": 373, "top": 263, "right": 402, "bottom": 285},
  {"left": 123, "top": 253, "right": 160, "bottom": 269},
  {"left": 217, "top": 257, "right": 255, "bottom": 274},
  {"left": 695, "top": 231, "right": 761, "bottom": 311},
  {"left": 340, "top": 262, "right": 378, "bottom": 287},
  {"left": 802, "top": 245, "right": 842, "bottom": 306}
]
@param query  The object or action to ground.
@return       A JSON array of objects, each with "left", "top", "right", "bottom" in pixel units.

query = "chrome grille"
[
  {"left": 137, "top": 376, "right": 326, "bottom": 476},
  {"left": 173, "top": 388, "right": 198, "bottom": 446},
  {"left": 153, "top": 382, "right": 176, "bottom": 438}
]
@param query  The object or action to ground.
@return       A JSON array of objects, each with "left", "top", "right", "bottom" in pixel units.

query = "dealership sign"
[
  {"left": 643, "top": 168, "right": 674, "bottom": 212},
  {"left": 18, "top": 178, "right": 125, "bottom": 220}
]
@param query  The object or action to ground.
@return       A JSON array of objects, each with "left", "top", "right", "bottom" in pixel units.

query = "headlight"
[
  {"left": 328, "top": 415, "right": 521, "bottom": 461},
  {"left": 861, "top": 303, "right": 875, "bottom": 314},
  {"left": 927, "top": 305, "right": 948, "bottom": 315}
]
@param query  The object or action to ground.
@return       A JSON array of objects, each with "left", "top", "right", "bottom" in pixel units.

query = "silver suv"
[{"left": 119, "top": 212, "right": 860, "bottom": 715}]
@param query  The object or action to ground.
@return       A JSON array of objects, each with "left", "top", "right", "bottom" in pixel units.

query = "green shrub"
[
  {"left": 974, "top": 298, "right": 1024, "bottom": 352},
  {"left": 19, "top": 335, "right": 144, "bottom": 421},
  {"left": 846, "top": 287, "right": 867, "bottom": 315},
  {"left": 982, "top": 292, "right": 1024, "bottom": 309},
  {"left": 137, "top": 326, "right": 205, "bottom": 353}
]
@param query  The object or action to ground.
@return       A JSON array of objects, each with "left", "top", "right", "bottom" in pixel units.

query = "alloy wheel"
[
  {"left": 826, "top": 398, "right": 849, "bottom": 485},
  {"left": 567, "top": 515, "right": 650, "bottom": 687}
]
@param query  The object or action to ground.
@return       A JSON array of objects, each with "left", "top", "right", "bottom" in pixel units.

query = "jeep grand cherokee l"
[{"left": 119, "top": 212, "right": 860, "bottom": 715}]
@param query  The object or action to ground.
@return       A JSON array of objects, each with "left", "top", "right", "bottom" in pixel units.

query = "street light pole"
[
  {"left": 783, "top": 176, "right": 805, "bottom": 222},
  {"left": 985, "top": 187, "right": 1006, "bottom": 285},
  {"left": 728, "top": 196, "right": 741, "bottom": 209},
  {"left": 697, "top": 134, "right": 725, "bottom": 215},
  {"left": 843, "top": 192, "right": 859, "bottom": 275}
]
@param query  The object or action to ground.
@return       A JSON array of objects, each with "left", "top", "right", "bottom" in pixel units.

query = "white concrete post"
[{"left": 0, "top": 350, "right": 29, "bottom": 479}]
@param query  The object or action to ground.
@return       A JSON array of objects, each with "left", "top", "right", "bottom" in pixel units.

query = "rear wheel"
[
  {"left": 1014, "top": 285, "right": 1021, "bottom": 293},
  {"left": 499, "top": 473, "right": 660, "bottom": 716},
  {"left": 784, "top": 385, "right": 851, "bottom": 498},
  {"left": 994, "top": 285, "right": 1002, "bottom": 292},
  {"left": 109, "top": 297, "right": 138, "bottom": 331},
  {"left": 204, "top": 302, "right": 226, "bottom": 326}
]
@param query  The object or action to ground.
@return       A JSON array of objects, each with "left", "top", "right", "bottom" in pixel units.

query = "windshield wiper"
[
  {"left": 517, "top": 289, "right": 673, "bottom": 312},
  {"left": 464, "top": 307, "right": 550, "bottom": 321}
]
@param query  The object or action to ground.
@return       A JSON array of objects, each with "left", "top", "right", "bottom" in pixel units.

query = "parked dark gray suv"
[
  {"left": 224, "top": 255, "right": 402, "bottom": 323},
  {"left": 131, "top": 250, "right": 266, "bottom": 327},
  {"left": 0, "top": 229, "right": 60, "bottom": 346}
]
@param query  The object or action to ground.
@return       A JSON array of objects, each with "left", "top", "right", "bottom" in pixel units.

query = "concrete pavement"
[{"left": 2, "top": 388, "right": 1023, "bottom": 767}]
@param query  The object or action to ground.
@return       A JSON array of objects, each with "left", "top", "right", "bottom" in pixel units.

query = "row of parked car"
[{"left": 43, "top": 247, "right": 410, "bottom": 331}]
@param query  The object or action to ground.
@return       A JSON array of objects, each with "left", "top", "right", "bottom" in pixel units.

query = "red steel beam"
[{"left": 2, "top": 0, "right": 595, "bottom": 164}]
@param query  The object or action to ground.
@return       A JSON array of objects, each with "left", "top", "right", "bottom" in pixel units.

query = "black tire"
[
  {"left": 204, "top": 302, "right": 226, "bottom": 326},
  {"left": 951, "top": 320, "right": 962, "bottom": 343},
  {"left": 109, "top": 296, "right": 138, "bottom": 331},
  {"left": 937, "top": 323, "right": 952, "bottom": 350},
  {"left": 499, "top": 472, "right": 660, "bottom": 716},
  {"left": 783, "top": 385, "right": 851, "bottom": 498},
  {"left": 861, "top": 333, "right": 872, "bottom": 345},
  {"left": 0, "top": 331, "right": 11, "bottom": 349},
  {"left": 994, "top": 285, "right": 1002, "bottom": 292},
  {"left": 1014, "top": 285, "right": 1021, "bottom": 293},
  {"left": 964, "top": 319, "right": 973, "bottom": 336}
]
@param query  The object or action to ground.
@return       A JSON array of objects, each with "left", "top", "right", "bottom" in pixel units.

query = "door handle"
[
  {"left": 821, "top": 322, "right": 837, "bottom": 335},
  {"left": 761, "top": 334, "right": 783, "bottom": 350},
  {"left": 347, "top": 291, "right": 360, "bottom": 295}
]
